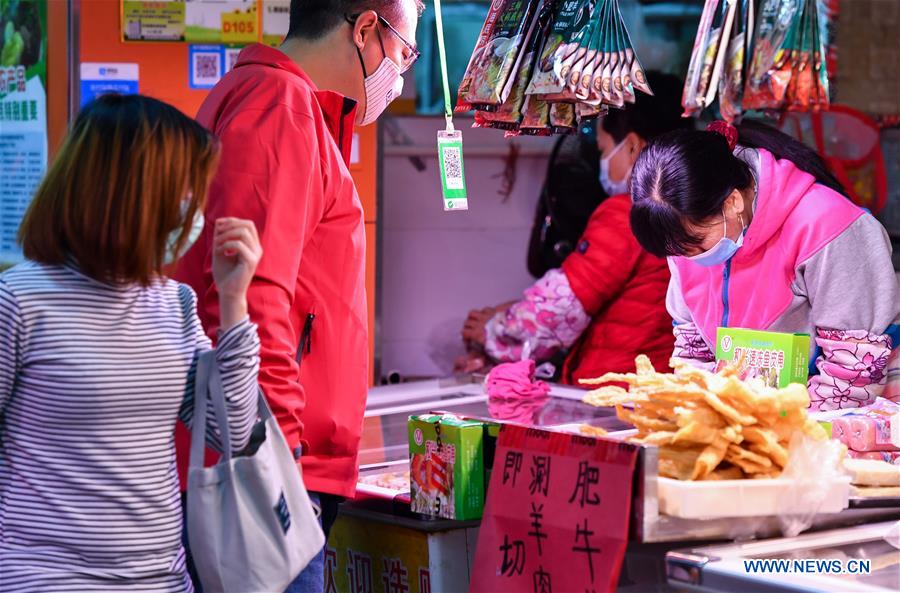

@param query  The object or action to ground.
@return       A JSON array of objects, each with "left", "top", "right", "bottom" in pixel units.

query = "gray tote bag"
[{"left": 187, "top": 351, "right": 325, "bottom": 593}]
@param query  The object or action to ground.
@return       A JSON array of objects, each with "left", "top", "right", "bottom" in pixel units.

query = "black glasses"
[{"left": 346, "top": 14, "right": 420, "bottom": 74}]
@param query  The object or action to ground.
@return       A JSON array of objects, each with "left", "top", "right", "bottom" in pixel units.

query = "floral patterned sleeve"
[
  {"left": 484, "top": 269, "right": 591, "bottom": 363},
  {"left": 808, "top": 328, "right": 893, "bottom": 411},
  {"left": 672, "top": 322, "right": 716, "bottom": 371}
]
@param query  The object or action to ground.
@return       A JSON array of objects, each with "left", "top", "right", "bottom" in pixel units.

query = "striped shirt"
[{"left": 0, "top": 261, "right": 260, "bottom": 592}]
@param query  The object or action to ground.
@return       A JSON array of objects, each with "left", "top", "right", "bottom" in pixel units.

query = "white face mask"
[
  {"left": 164, "top": 199, "right": 204, "bottom": 265},
  {"left": 599, "top": 138, "right": 633, "bottom": 196},
  {"left": 360, "top": 56, "right": 404, "bottom": 126}
]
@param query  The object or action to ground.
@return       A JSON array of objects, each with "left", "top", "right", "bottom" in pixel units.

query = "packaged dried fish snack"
[
  {"left": 743, "top": 0, "right": 803, "bottom": 111},
  {"left": 576, "top": 101, "right": 606, "bottom": 122},
  {"left": 550, "top": 102, "right": 577, "bottom": 134},
  {"left": 683, "top": 0, "right": 723, "bottom": 115},
  {"left": 519, "top": 95, "right": 552, "bottom": 135},
  {"left": 718, "top": 0, "right": 752, "bottom": 122},
  {"left": 530, "top": 0, "right": 597, "bottom": 99},
  {"left": 477, "top": 1, "right": 554, "bottom": 130},
  {"left": 460, "top": 0, "right": 543, "bottom": 111},
  {"left": 457, "top": 0, "right": 510, "bottom": 113},
  {"left": 702, "top": 0, "right": 739, "bottom": 110}
]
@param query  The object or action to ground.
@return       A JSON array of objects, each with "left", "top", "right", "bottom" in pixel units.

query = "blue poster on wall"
[{"left": 79, "top": 63, "right": 140, "bottom": 108}]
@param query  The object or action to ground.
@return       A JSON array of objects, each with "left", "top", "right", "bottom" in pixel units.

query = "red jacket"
[
  {"left": 561, "top": 194, "right": 673, "bottom": 383},
  {"left": 174, "top": 45, "right": 368, "bottom": 498}
]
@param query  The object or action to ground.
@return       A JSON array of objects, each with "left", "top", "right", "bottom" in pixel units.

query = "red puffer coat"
[{"left": 561, "top": 194, "right": 673, "bottom": 383}]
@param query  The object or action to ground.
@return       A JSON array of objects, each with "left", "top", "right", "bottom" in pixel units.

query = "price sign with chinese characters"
[{"left": 469, "top": 425, "right": 639, "bottom": 593}]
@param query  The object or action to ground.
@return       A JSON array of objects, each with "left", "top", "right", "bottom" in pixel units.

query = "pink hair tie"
[{"left": 707, "top": 121, "right": 738, "bottom": 151}]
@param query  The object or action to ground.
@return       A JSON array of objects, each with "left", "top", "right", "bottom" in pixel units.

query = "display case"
[{"left": 356, "top": 375, "right": 630, "bottom": 500}]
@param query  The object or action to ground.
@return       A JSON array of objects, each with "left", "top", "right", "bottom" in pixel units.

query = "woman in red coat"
[{"left": 463, "top": 73, "right": 689, "bottom": 383}]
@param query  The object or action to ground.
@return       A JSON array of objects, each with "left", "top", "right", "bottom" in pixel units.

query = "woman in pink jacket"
[{"left": 629, "top": 120, "right": 899, "bottom": 411}]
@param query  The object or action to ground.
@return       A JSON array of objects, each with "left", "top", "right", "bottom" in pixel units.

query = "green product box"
[
  {"left": 408, "top": 413, "right": 485, "bottom": 521},
  {"left": 715, "top": 327, "right": 811, "bottom": 388}
]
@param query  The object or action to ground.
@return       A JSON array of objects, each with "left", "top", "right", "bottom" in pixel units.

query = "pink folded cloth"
[
  {"left": 831, "top": 399, "right": 900, "bottom": 452},
  {"left": 486, "top": 360, "right": 550, "bottom": 424}
]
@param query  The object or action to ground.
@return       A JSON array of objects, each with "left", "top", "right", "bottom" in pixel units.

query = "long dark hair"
[{"left": 629, "top": 119, "right": 846, "bottom": 257}]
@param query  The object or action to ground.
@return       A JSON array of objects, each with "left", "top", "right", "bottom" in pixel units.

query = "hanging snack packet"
[
  {"left": 609, "top": 0, "right": 629, "bottom": 107},
  {"left": 479, "top": 1, "right": 554, "bottom": 131},
  {"left": 576, "top": 102, "right": 606, "bottom": 122},
  {"left": 550, "top": 102, "right": 577, "bottom": 134},
  {"left": 586, "top": 0, "right": 613, "bottom": 105},
  {"left": 457, "top": 0, "right": 510, "bottom": 113},
  {"left": 620, "top": 0, "right": 652, "bottom": 97},
  {"left": 564, "top": 6, "right": 601, "bottom": 101},
  {"left": 703, "top": 0, "right": 739, "bottom": 109},
  {"left": 520, "top": 95, "right": 552, "bottom": 135},
  {"left": 743, "top": 0, "right": 803, "bottom": 111},
  {"left": 573, "top": 5, "right": 603, "bottom": 101},
  {"left": 785, "top": 0, "right": 810, "bottom": 111},
  {"left": 683, "top": 0, "right": 723, "bottom": 116},
  {"left": 599, "top": 5, "right": 617, "bottom": 105},
  {"left": 580, "top": 0, "right": 610, "bottom": 103},
  {"left": 527, "top": 0, "right": 591, "bottom": 96},
  {"left": 813, "top": 0, "right": 830, "bottom": 109},
  {"left": 531, "top": 0, "right": 597, "bottom": 100},
  {"left": 461, "top": 0, "right": 543, "bottom": 111},
  {"left": 616, "top": 4, "right": 636, "bottom": 104},
  {"left": 719, "top": 0, "right": 752, "bottom": 122}
]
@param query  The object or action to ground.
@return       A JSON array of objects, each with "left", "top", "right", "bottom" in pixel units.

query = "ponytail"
[{"left": 735, "top": 119, "right": 846, "bottom": 196}]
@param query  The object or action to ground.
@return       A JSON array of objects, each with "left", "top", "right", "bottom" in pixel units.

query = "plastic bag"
[{"left": 777, "top": 433, "right": 849, "bottom": 537}]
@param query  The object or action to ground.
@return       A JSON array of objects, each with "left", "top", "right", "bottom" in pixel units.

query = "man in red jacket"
[{"left": 175, "top": 0, "right": 422, "bottom": 590}]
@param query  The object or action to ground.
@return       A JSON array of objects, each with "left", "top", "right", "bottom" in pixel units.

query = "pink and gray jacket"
[{"left": 669, "top": 148, "right": 899, "bottom": 411}]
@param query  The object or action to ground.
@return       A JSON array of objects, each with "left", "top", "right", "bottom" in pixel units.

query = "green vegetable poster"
[{"left": 0, "top": 0, "right": 46, "bottom": 266}]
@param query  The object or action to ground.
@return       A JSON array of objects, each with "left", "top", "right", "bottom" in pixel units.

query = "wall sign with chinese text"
[
  {"left": 0, "top": 0, "right": 48, "bottom": 266},
  {"left": 469, "top": 425, "right": 639, "bottom": 593},
  {"left": 80, "top": 63, "right": 140, "bottom": 107},
  {"left": 122, "top": 1, "right": 187, "bottom": 41}
]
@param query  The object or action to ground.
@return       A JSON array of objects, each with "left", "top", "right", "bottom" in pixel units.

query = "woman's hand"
[
  {"left": 462, "top": 307, "right": 496, "bottom": 347},
  {"left": 213, "top": 217, "right": 262, "bottom": 331},
  {"left": 454, "top": 351, "right": 490, "bottom": 374}
]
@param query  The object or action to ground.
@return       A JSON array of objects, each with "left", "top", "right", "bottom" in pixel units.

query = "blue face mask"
[
  {"left": 164, "top": 198, "right": 205, "bottom": 265},
  {"left": 687, "top": 210, "right": 745, "bottom": 267},
  {"left": 599, "top": 138, "right": 632, "bottom": 196}
]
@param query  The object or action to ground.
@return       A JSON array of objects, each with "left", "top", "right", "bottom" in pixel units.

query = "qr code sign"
[
  {"left": 442, "top": 146, "right": 463, "bottom": 189},
  {"left": 225, "top": 49, "right": 241, "bottom": 74},
  {"left": 192, "top": 52, "right": 221, "bottom": 87}
]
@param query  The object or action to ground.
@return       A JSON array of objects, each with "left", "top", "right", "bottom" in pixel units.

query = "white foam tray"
[{"left": 657, "top": 475, "right": 852, "bottom": 519}]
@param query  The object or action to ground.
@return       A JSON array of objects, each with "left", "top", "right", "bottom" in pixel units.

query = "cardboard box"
[
  {"left": 715, "top": 328, "right": 811, "bottom": 388},
  {"left": 408, "top": 413, "right": 485, "bottom": 520}
]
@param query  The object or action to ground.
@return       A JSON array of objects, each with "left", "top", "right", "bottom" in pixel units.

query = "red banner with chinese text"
[{"left": 469, "top": 425, "right": 639, "bottom": 593}]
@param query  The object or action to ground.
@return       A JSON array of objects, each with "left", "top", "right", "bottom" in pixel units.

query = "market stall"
[{"left": 326, "top": 370, "right": 900, "bottom": 592}]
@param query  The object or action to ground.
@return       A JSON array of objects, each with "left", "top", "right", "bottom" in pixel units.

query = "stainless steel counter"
[{"left": 667, "top": 520, "right": 900, "bottom": 592}]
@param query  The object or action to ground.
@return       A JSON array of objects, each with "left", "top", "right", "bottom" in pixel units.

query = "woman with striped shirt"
[{"left": 0, "top": 95, "right": 262, "bottom": 591}]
